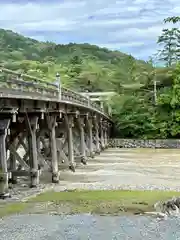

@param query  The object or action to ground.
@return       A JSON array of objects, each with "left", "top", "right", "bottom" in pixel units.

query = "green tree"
[{"left": 157, "top": 28, "right": 179, "bottom": 66}]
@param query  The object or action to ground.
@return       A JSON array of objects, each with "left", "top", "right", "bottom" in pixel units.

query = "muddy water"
[{"left": 54, "top": 148, "right": 180, "bottom": 190}]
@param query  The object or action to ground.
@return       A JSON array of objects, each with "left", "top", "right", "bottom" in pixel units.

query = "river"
[{"left": 0, "top": 214, "right": 180, "bottom": 239}]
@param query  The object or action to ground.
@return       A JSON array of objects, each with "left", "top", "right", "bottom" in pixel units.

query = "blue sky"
[{"left": 0, "top": 0, "right": 179, "bottom": 61}]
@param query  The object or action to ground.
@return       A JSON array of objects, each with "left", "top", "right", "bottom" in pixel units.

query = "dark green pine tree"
[
  {"left": 157, "top": 16, "right": 180, "bottom": 66},
  {"left": 157, "top": 28, "right": 179, "bottom": 66}
]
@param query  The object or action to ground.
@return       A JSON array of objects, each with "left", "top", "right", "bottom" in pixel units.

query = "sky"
[{"left": 0, "top": 0, "right": 179, "bottom": 61}]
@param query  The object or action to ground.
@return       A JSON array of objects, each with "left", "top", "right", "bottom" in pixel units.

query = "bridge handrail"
[{"left": 0, "top": 67, "right": 106, "bottom": 115}]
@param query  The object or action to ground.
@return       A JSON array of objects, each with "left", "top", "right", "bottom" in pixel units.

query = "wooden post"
[
  {"left": 86, "top": 117, "right": 94, "bottom": 158},
  {"left": 94, "top": 121, "right": 101, "bottom": 154},
  {"left": 0, "top": 119, "right": 10, "bottom": 197},
  {"left": 25, "top": 114, "right": 39, "bottom": 188},
  {"left": 100, "top": 119, "right": 105, "bottom": 150},
  {"left": 47, "top": 115, "right": 59, "bottom": 183},
  {"left": 104, "top": 127, "right": 108, "bottom": 148},
  {"left": 77, "top": 117, "right": 87, "bottom": 164},
  {"left": 9, "top": 134, "right": 18, "bottom": 184},
  {"left": 64, "top": 114, "right": 75, "bottom": 172}
]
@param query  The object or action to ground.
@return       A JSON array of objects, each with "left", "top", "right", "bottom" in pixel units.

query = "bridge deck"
[{"left": 0, "top": 66, "right": 111, "bottom": 119}]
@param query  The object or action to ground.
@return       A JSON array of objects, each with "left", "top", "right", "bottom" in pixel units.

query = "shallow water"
[{"left": 0, "top": 214, "right": 180, "bottom": 239}]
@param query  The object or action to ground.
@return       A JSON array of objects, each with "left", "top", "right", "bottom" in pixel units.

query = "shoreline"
[{"left": 1, "top": 189, "right": 180, "bottom": 218}]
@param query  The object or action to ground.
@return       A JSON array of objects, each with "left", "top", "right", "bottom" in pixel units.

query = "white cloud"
[
  {"left": 111, "top": 25, "right": 165, "bottom": 42},
  {"left": 0, "top": 0, "right": 179, "bottom": 60}
]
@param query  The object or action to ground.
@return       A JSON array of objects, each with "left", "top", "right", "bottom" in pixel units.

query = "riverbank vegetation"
[
  {"left": 0, "top": 16, "right": 180, "bottom": 139},
  {"left": 1, "top": 190, "right": 180, "bottom": 217}
]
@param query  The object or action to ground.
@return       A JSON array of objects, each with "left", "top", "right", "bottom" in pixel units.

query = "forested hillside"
[
  {"left": 0, "top": 28, "right": 152, "bottom": 91},
  {"left": 0, "top": 16, "right": 179, "bottom": 139}
]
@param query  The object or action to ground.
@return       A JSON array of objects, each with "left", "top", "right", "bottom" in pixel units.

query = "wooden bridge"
[{"left": 0, "top": 67, "right": 112, "bottom": 197}]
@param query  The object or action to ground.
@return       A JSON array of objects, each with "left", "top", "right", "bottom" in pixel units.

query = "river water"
[
  {"left": 2, "top": 148, "right": 180, "bottom": 239},
  {"left": 0, "top": 214, "right": 180, "bottom": 239}
]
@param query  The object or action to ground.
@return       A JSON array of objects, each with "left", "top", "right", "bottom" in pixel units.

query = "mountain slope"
[{"left": 0, "top": 28, "right": 153, "bottom": 91}]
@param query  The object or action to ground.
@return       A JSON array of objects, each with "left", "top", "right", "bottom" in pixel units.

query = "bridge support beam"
[
  {"left": 25, "top": 114, "right": 39, "bottom": 188},
  {"left": 93, "top": 117, "right": 101, "bottom": 154},
  {"left": 47, "top": 115, "right": 60, "bottom": 183},
  {"left": 104, "top": 129, "right": 108, "bottom": 148},
  {"left": 56, "top": 129, "right": 70, "bottom": 168},
  {"left": 65, "top": 114, "right": 75, "bottom": 172},
  {"left": 9, "top": 132, "right": 18, "bottom": 184},
  {"left": 77, "top": 116, "right": 87, "bottom": 164},
  {"left": 86, "top": 117, "right": 94, "bottom": 158},
  {"left": 100, "top": 119, "right": 105, "bottom": 151},
  {"left": 0, "top": 119, "right": 10, "bottom": 197},
  {"left": 104, "top": 122, "right": 108, "bottom": 149}
]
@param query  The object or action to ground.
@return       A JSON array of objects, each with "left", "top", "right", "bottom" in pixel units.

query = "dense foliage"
[
  {"left": 0, "top": 19, "right": 180, "bottom": 139},
  {"left": 112, "top": 16, "right": 180, "bottom": 138}
]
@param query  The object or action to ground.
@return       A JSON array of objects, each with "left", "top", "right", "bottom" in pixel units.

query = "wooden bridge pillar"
[
  {"left": 93, "top": 117, "right": 100, "bottom": 154},
  {"left": 100, "top": 119, "right": 105, "bottom": 150},
  {"left": 104, "top": 122, "right": 108, "bottom": 149},
  {"left": 25, "top": 114, "right": 39, "bottom": 188},
  {"left": 77, "top": 116, "right": 87, "bottom": 164},
  {"left": 9, "top": 132, "right": 18, "bottom": 184},
  {"left": 47, "top": 115, "right": 59, "bottom": 183},
  {"left": 86, "top": 117, "right": 94, "bottom": 158},
  {"left": 104, "top": 128, "right": 108, "bottom": 148},
  {"left": 0, "top": 119, "right": 10, "bottom": 197},
  {"left": 64, "top": 114, "right": 76, "bottom": 172},
  {"left": 36, "top": 120, "right": 51, "bottom": 172}
]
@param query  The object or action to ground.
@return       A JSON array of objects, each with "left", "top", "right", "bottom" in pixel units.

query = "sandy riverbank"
[{"left": 1, "top": 148, "right": 180, "bottom": 217}]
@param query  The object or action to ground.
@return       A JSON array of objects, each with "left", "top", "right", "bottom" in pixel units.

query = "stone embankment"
[{"left": 109, "top": 139, "right": 180, "bottom": 149}]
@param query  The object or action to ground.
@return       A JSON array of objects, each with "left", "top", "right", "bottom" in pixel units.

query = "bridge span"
[{"left": 0, "top": 67, "right": 112, "bottom": 197}]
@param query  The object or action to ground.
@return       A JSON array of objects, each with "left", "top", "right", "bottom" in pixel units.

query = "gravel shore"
[{"left": 2, "top": 148, "right": 180, "bottom": 203}]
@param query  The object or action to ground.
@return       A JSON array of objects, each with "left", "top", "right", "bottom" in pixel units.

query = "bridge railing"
[{"left": 0, "top": 67, "right": 107, "bottom": 115}]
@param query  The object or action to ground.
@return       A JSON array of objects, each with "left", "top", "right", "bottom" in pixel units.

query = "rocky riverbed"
[{"left": 2, "top": 147, "right": 180, "bottom": 203}]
